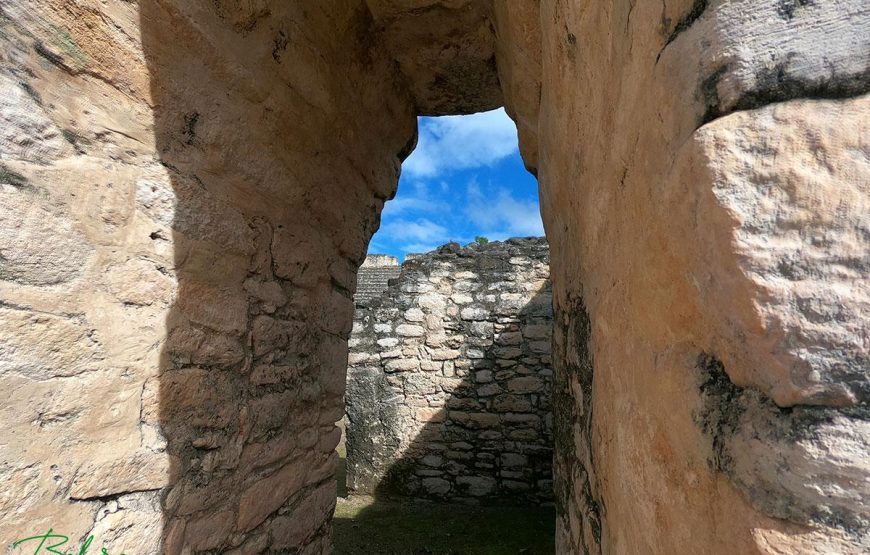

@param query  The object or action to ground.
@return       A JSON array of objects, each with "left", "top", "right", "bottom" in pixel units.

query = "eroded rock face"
[
  {"left": 526, "top": 0, "right": 869, "bottom": 552},
  {"left": 365, "top": 0, "right": 503, "bottom": 115},
  {"left": 0, "top": 0, "right": 867, "bottom": 553},
  {"left": 1, "top": 1, "right": 414, "bottom": 552}
]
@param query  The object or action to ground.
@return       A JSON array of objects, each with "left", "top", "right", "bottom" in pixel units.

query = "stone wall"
[
  {"left": 0, "top": 2, "right": 416, "bottom": 553},
  {"left": 1, "top": 1, "right": 867, "bottom": 553},
  {"left": 512, "top": 2, "right": 870, "bottom": 552},
  {"left": 354, "top": 254, "right": 401, "bottom": 303},
  {"left": 345, "top": 238, "right": 553, "bottom": 503}
]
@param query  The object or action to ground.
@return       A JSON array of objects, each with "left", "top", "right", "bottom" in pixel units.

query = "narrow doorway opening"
[{"left": 335, "top": 109, "right": 556, "bottom": 554}]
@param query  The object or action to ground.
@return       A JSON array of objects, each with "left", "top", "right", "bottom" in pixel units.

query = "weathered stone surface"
[
  {"left": 237, "top": 456, "right": 310, "bottom": 533},
  {"left": 346, "top": 240, "right": 553, "bottom": 503},
  {"left": 1, "top": 0, "right": 866, "bottom": 553},
  {"left": 456, "top": 475, "right": 496, "bottom": 497},
  {"left": 365, "top": 0, "right": 502, "bottom": 115},
  {"left": 270, "top": 481, "right": 336, "bottom": 549},
  {"left": 0, "top": 1, "right": 414, "bottom": 552},
  {"left": 70, "top": 452, "right": 176, "bottom": 500},
  {"left": 530, "top": 1, "right": 870, "bottom": 552}
]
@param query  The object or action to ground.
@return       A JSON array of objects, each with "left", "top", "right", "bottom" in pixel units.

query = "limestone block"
[
  {"left": 177, "top": 281, "right": 248, "bottom": 334},
  {"left": 456, "top": 476, "right": 496, "bottom": 497},
  {"left": 494, "top": 346, "right": 523, "bottom": 359},
  {"left": 416, "top": 407, "right": 448, "bottom": 423},
  {"left": 422, "top": 477, "right": 451, "bottom": 495},
  {"left": 270, "top": 225, "right": 328, "bottom": 290},
  {"left": 76, "top": 493, "right": 159, "bottom": 553},
  {"left": 243, "top": 278, "right": 287, "bottom": 307},
  {"left": 385, "top": 358, "right": 419, "bottom": 372},
  {"left": 493, "top": 394, "right": 532, "bottom": 413},
  {"left": 271, "top": 481, "right": 336, "bottom": 549},
  {"left": 396, "top": 323, "right": 425, "bottom": 337},
  {"left": 251, "top": 315, "right": 305, "bottom": 357},
  {"left": 149, "top": 368, "right": 237, "bottom": 430},
  {"left": 374, "top": 323, "right": 393, "bottom": 333},
  {"left": 688, "top": 97, "right": 870, "bottom": 407},
  {"left": 450, "top": 412, "right": 500, "bottom": 429},
  {"left": 465, "top": 347, "right": 485, "bottom": 359},
  {"left": 185, "top": 510, "right": 235, "bottom": 551},
  {"left": 460, "top": 307, "right": 488, "bottom": 320},
  {"left": 405, "top": 374, "right": 438, "bottom": 395},
  {"left": 0, "top": 182, "right": 94, "bottom": 286},
  {"left": 430, "top": 348, "right": 460, "bottom": 360},
  {"left": 508, "top": 376, "right": 543, "bottom": 394},
  {"left": 418, "top": 293, "right": 448, "bottom": 311},
  {"left": 420, "top": 360, "right": 443, "bottom": 372},
  {"left": 476, "top": 383, "right": 502, "bottom": 397},
  {"left": 377, "top": 337, "right": 400, "bottom": 348},
  {"left": 104, "top": 259, "right": 176, "bottom": 307},
  {"left": 500, "top": 453, "right": 527, "bottom": 468},
  {"left": 0, "top": 308, "right": 103, "bottom": 379},
  {"left": 237, "top": 455, "right": 311, "bottom": 533},
  {"left": 496, "top": 331, "right": 523, "bottom": 345},
  {"left": 250, "top": 364, "right": 298, "bottom": 386},
  {"left": 404, "top": 307, "right": 425, "bottom": 322},
  {"left": 70, "top": 451, "right": 176, "bottom": 500}
]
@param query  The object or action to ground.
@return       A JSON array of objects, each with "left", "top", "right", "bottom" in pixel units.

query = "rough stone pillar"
[
  {"left": 0, "top": 1, "right": 415, "bottom": 552},
  {"left": 492, "top": 1, "right": 870, "bottom": 553}
]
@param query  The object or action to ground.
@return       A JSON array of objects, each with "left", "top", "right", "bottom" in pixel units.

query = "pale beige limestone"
[
  {"left": 529, "top": 0, "right": 869, "bottom": 552},
  {"left": 0, "top": 0, "right": 866, "bottom": 553},
  {"left": 1, "top": 1, "right": 414, "bottom": 553}
]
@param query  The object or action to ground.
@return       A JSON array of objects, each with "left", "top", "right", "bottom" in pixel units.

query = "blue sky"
[{"left": 368, "top": 108, "right": 543, "bottom": 260}]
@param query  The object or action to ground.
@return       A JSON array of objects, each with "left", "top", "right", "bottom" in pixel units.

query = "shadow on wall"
[
  {"left": 336, "top": 240, "right": 557, "bottom": 553},
  {"left": 344, "top": 240, "right": 555, "bottom": 505},
  {"left": 138, "top": 2, "right": 415, "bottom": 552}
]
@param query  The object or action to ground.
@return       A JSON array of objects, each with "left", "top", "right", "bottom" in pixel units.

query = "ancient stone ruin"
[
  {"left": 353, "top": 254, "right": 402, "bottom": 303},
  {"left": 346, "top": 238, "right": 553, "bottom": 503},
  {"left": 1, "top": 1, "right": 868, "bottom": 554}
]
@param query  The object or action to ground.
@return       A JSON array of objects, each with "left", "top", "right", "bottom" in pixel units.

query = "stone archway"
[{"left": 0, "top": 1, "right": 867, "bottom": 554}]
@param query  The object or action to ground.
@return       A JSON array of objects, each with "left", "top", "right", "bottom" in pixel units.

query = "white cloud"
[
  {"left": 380, "top": 218, "right": 449, "bottom": 243},
  {"left": 403, "top": 108, "right": 519, "bottom": 179},
  {"left": 381, "top": 193, "right": 449, "bottom": 218},
  {"left": 464, "top": 182, "right": 544, "bottom": 238},
  {"left": 401, "top": 242, "right": 442, "bottom": 254}
]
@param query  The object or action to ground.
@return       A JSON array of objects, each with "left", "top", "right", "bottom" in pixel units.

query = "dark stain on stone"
[
  {"left": 0, "top": 163, "right": 33, "bottom": 191},
  {"left": 34, "top": 41, "right": 69, "bottom": 70},
  {"left": 553, "top": 294, "right": 602, "bottom": 553},
  {"left": 272, "top": 30, "right": 288, "bottom": 63},
  {"left": 698, "top": 64, "right": 730, "bottom": 125},
  {"left": 62, "top": 129, "right": 87, "bottom": 154},
  {"left": 693, "top": 353, "right": 743, "bottom": 472},
  {"left": 211, "top": 0, "right": 271, "bottom": 35},
  {"left": 182, "top": 111, "right": 200, "bottom": 145},
  {"left": 731, "top": 59, "right": 870, "bottom": 115},
  {"left": 698, "top": 54, "right": 870, "bottom": 126},
  {"left": 18, "top": 80, "right": 42, "bottom": 105},
  {"left": 777, "top": 0, "right": 814, "bottom": 21},
  {"left": 692, "top": 353, "right": 870, "bottom": 537},
  {"left": 664, "top": 0, "right": 708, "bottom": 46}
]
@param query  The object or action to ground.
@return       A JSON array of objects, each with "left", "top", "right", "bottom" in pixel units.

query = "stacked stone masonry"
[
  {"left": 1, "top": 1, "right": 868, "bottom": 553},
  {"left": 353, "top": 254, "right": 402, "bottom": 303},
  {"left": 346, "top": 238, "right": 553, "bottom": 503}
]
